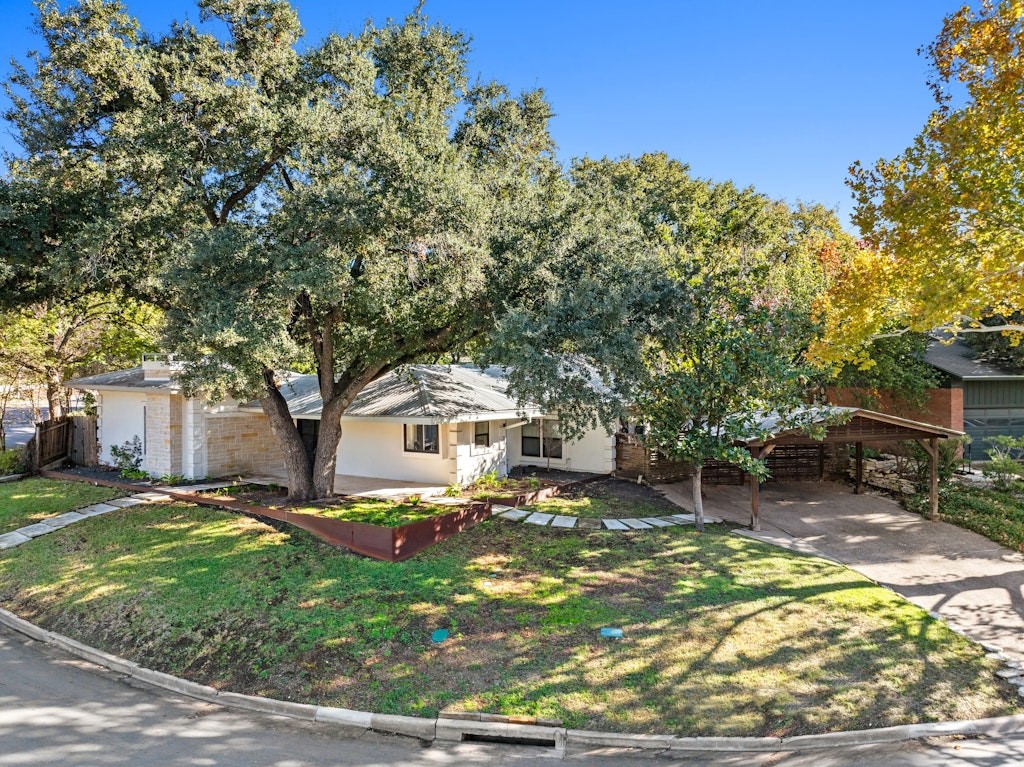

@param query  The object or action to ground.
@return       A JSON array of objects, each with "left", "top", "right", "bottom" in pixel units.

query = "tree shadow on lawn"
[{"left": 0, "top": 505, "right": 1017, "bottom": 736}]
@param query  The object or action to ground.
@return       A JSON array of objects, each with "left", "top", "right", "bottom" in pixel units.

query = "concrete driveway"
[{"left": 658, "top": 480, "right": 1024, "bottom": 661}]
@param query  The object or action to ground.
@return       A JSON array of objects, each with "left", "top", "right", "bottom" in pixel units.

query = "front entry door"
[{"left": 296, "top": 418, "right": 320, "bottom": 468}]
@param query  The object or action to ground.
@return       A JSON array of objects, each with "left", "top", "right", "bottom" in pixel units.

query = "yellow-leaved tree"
[{"left": 810, "top": 0, "right": 1024, "bottom": 368}]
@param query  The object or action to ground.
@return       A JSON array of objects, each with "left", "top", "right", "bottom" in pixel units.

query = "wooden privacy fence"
[
  {"left": 614, "top": 434, "right": 825, "bottom": 485},
  {"left": 34, "top": 416, "right": 72, "bottom": 468},
  {"left": 70, "top": 415, "right": 98, "bottom": 467}
]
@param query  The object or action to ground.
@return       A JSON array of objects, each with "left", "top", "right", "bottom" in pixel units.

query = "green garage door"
[{"left": 964, "top": 381, "right": 1024, "bottom": 458}]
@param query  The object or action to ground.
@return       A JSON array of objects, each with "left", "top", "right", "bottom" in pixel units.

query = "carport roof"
[{"left": 742, "top": 406, "right": 963, "bottom": 447}]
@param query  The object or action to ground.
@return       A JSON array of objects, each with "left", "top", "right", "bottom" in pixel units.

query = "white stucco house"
[{"left": 66, "top": 357, "right": 615, "bottom": 491}]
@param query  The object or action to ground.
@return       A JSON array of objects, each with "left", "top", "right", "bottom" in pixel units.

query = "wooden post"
[
  {"left": 750, "top": 470, "right": 760, "bottom": 531},
  {"left": 854, "top": 441, "right": 863, "bottom": 494},
  {"left": 818, "top": 444, "right": 825, "bottom": 481},
  {"left": 929, "top": 436, "right": 939, "bottom": 521}
]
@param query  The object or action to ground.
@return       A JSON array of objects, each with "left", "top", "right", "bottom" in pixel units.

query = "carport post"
[
  {"left": 929, "top": 437, "right": 939, "bottom": 521},
  {"left": 750, "top": 471, "right": 760, "bottom": 531},
  {"left": 854, "top": 441, "right": 863, "bottom": 494}
]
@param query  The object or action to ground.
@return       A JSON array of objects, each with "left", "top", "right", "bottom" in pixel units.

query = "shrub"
[
  {"left": 982, "top": 435, "right": 1024, "bottom": 490},
  {"left": 901, "top": 437, "right": 967, "bottom": 488},
  {"left": 109, "top": 436, "right": 144, "bottom": 477},
  {"left": 0, "top": 447, "right": 27, "bottom": 475},
  {"left": 444, "top": 483, "right": 462, "bottom": 497}
]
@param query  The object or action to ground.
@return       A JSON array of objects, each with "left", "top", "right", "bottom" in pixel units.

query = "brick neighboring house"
[
  {"left": 65, "top": 357, "right": 615, "bottom": 490},
  {"left": 923, "top": 339, "right": 1024, "bottom": 457},
  {"left": 826, "top": 338, "right": 1024, "bottom": 458}
]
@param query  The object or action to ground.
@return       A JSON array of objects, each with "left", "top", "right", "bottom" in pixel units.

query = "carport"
[{"left": 741, "top": 407, "right": 963, "bottom": 531}]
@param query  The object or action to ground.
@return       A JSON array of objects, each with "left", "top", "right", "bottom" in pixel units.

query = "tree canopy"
[
  {"left": 3, "top": 0, "right": 564, "bottom": 498},
  {"left": 812, "top": 0, "right": 1024, "bottom": 366}
]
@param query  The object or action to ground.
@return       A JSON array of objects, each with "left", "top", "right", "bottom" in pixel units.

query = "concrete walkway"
[{"left": 658, "top": 481, "right": 1024, "bottom": 661}]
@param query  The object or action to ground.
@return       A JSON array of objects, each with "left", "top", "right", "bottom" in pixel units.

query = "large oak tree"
[{"left": 4, "top": 0, "right": 562, "bottom": 499}]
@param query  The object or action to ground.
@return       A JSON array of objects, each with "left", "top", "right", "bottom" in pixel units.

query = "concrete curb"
[{"left": 3, "top": 605, "right": 1024, "bottom": 754}]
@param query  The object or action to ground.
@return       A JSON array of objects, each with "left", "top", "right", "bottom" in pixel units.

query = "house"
[
  {"left": 65, "top": 356, "right": 615, "bottom": 490},
  {"left": 924, "top": 338, "right": 1024, "bottom": 456}
]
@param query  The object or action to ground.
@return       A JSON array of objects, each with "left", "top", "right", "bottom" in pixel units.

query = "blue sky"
[{"left": 0, "top": 0, "right": 961, "bottom": 230}]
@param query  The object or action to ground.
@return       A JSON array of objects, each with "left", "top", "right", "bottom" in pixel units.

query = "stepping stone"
[
  {"left": 16, "top": 523, "right": 55, "bottom": 539},
  {"left": 131, "top": 492, "right": 171, "bottom": 502},
  {"left": 0, "top": 531, "right": 31, "bottom": 549},
  {"left": 78, "top": 503, "right": 121, "bottom": 517},
  {"left": 621, "top": 519, "right": 652, "bottom": 530},
  {"left": 497, "top": 508, "right": 530, "bottom": 521},
  {"left": 524, "top": 512, "right": 554, "bottom": 526},
  {"left": 640, "top": 517, "right": 674, "bottom": 527},
  {"left": 551, "top": 515, "right": 577, "bottom": 529},
  {"left": 667, "top": 514, "right": 696, "bottom": 524},
  {"left": 490, "top": 504, "right": 516, "bottom": 514},
  {"left": 998, "top": 668, "right": 1024, "bottom": 678},
  {"left": 41, "top": 511, "right": 86, "bottom": 529},
  {"left": 602, "top": 519, "right": 629, "bottom": 531},
  {"left": 1004, "top": 675, "right": 1024, "bottom": 686},
  {"left": 576, "top": 518, "right": 602, "bottom": 530},
  {"left": 105, "top": 497, "right": 146, "bottom": 509}
]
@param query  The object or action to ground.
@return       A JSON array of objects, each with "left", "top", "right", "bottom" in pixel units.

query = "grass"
[
  {"left": 908, "top": 484, "right": 1024, "bottom": 552},
  {"left": 1, "top": 492, "right": 1018, "bottom": 736},
  {"left": 295, "top": 498, "right": 452, "bottom": 527},
  {"left": 0, "top": 478, "right": 121, "bottom": 535}
]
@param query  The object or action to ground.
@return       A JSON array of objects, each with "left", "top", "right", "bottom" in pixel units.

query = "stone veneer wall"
[
  {"left": 205, "top": 413, "right": 286, "bottom": 478},
  {"left": 144, "top": 393, "right": 183, "bottom": 477}
]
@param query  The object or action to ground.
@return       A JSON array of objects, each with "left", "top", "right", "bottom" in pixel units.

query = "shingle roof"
[
  {"left": 925, "top": 338, "right": 1024, "bottom": 380},
  {"left": 246, "top": 365, "right": 538, "bottom": 422},
  {"left": 64, "top": 367, "right": 178, "bottom": 391}
]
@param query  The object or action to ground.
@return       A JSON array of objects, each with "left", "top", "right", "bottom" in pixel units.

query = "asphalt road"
[
  {"left": 1, "top": 407, "right": 44, "bottom": 450},
  {"left": 3, "top": 625, "right": 1024, "bottom": 767}
]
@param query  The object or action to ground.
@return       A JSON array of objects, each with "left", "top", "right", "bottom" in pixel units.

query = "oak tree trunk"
[
  {"left": 258, "top": 370, "right": 314, "bottom": 501},
  {"left": 312, "top": 396, "right": 346, "bottom": 499},
  {"left": 45, "top": 372, "right": 64, "bottom": 420}
]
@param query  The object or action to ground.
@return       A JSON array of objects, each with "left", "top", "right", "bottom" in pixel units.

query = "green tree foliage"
[
  {"left": 3, "top": 0, "right": 561, "bottom": 499},
  {"left": 0, "top": 295, "right": 160, "bottom": 418},
  {"left": 833, "top": 332, "right": 940, "bottom": 407},
  {"left": 636, "top": 265, "right": 814, "bottom": 531}
]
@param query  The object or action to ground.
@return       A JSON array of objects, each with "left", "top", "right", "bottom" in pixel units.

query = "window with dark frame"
[
  {"left": 521, "top": 420, "right": 541, "bottom": 456},
  {"left": 474, "top": 421, "right": 490, "bottom": 448},
  {"left": 522, "top": 419, "right": 562, "bottom": 459},
  {"left": 404, "top": 423, "right": 439, "bottom": 453}
]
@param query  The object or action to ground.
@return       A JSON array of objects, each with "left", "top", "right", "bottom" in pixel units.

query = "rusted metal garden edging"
[
  {"left": 3, "top": 606, "right": 1024, "bottom": 755},
  {"left": 38, "top": 469, "right": 491, "bottom": 561}
]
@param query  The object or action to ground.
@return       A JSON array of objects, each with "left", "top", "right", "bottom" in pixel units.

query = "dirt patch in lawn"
[
  {"left": 525, "top": 477, "right": 684, "bottom": 519},
  {"left": 1, "top": 500, "right": 1019, "bottom": 736}
]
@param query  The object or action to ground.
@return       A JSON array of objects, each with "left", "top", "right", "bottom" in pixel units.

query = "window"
[
  {"left": 522, "top": 419, "right": 561, "bottom": 459},
  {"left": 522, "top": 420, "right": 541, "bottom": 457},
  {"left": 474, "top": 421, "right": 490, "bottom": 448},
  {"left": 404, "top": 424, "right": 439, "bottom": 454}
]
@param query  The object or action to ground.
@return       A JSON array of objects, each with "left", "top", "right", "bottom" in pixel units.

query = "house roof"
[
  {"left": 68, "top": 363, "right": 538, "bottom": 424},
  {"left": 925, "top": 338, "right": 1024, "bottom": 381},
  {"left": 741, "top": 405, "right": 963, "bottom": 447},
  {"left": 238, "top": 365, "right": 538, "bottom": 423},
  {"left": 64, "top": 367, "right": 179, "bottom": 392}
]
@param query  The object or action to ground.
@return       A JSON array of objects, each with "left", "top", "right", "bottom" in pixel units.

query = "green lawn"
[
  {"left": 0, "top": 478, "right": 121, "bottom": 535},
  {"left": 296, "top": 498, "right": 453, "bottom": 527},
  {"left": 908, "top": 485, "right": 1024, "bottom": 552},
  {"left": 1, "top": 497, "right": 1017, "bottom": 736}
]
